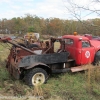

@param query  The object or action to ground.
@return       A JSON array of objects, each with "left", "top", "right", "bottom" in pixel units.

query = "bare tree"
[{"left": 62, "top": 0, "right": 100, "bottom": 34}]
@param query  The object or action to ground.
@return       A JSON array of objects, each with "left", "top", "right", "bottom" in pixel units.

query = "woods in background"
[{"left": 0, "top": 14, "right": 100, "bottom": 36}]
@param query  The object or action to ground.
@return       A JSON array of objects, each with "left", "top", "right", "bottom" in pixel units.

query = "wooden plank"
[{"left": 71, "top": 65, "right": 95, "bottom": 72}]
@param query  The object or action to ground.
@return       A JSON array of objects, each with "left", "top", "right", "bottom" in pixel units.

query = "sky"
[{"left": 0, "top": 0, "right": 100, "bottom": 20}]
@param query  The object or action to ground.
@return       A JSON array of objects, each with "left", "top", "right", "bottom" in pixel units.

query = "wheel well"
[
  {"left": 94, "top": 50, "right": 100, "bottom": 58},
  {"left": 96, "top": 50, "right": 100, "bottom": 53},
  {"left": 23, "top": 65, "right": 51, "bottom": 76},
  {"left": 34, "top": 65, "right": 51, "bottom": 75},
  {"left": 93, "top": 50, "right": 100, "bottom": 65}
]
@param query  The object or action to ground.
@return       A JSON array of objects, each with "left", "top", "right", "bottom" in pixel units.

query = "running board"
[
  {"left": 52, "top": 68, "right": 70, "bottom": 73},
  {"left": 71, "top": 65, "right": 94, "bottom": 72},
  {"left": 52, "top": 65, "right": 99, "bottom": 73}
]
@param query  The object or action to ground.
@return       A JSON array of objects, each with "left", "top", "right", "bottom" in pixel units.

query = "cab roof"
[{"left": 62, "top": 35, "right": 89, "bottom": 40}]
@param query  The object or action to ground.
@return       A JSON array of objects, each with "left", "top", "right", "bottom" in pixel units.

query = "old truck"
[
  {"left": 24, "top": 32, "right": 40, "bottom": 44},
  {"left": 0, "top": 34, "right": 100, "bottom": 86}
]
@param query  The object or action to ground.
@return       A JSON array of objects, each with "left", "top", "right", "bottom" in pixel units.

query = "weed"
[
  {"left": 33, "top": 85, "right": 44, "bottom": 97},
  {"left": 85, "top": 64, "right": 100, "bottom": 98},
  {"left": 0, "top": 68, "right": 9, "bottom": 81}
]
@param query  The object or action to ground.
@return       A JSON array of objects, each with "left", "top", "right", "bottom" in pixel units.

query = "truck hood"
[{"left": 90, "top": 40, "right": 100, "bottom": 52}]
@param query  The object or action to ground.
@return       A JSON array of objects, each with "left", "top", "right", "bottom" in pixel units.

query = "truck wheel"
[
  {"left": 94, "top": 51, "right": 100, "bottom": 65},
  {"left": 24, "top": 68, "right": 48, "bottom": 86}
]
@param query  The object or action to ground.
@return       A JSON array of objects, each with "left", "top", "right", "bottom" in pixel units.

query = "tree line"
[{"left": 0, "top": 14, "right": 100, "bottom": 36}]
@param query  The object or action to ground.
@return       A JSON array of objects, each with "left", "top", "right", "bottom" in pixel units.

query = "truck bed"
[{"left": 18, "top": 52, "right": 69, "bottom": 67}]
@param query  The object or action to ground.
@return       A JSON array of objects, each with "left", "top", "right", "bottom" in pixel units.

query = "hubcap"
[{"left": 32, "top": 73, "right": 45, "bottom": 86}]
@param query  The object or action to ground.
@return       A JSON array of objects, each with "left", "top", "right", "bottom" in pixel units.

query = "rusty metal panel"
[{"left": 18, "top": 52, "right": 69, "bottom": 67}]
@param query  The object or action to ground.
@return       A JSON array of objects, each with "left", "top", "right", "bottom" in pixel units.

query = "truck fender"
[
  {"left": 24, "top": 62, "right": 51, "bottom": 75},
  {"left": 24, "top": 62, "right": 50, "bottom": 69}
]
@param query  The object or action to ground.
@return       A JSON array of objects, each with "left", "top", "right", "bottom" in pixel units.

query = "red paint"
[{"left": 62, "top": 35, "right": 100, "bottom": 65}]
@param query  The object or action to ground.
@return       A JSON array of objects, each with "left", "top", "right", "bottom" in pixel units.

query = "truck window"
[
  {"left": 64, "top": 39, "right": 74, "bottom": 45},
  {"left": 82, "top": 41, "right": 90, "bottom": 48}
]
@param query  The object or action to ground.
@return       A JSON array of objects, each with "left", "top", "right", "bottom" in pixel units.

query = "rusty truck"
[{"left": 0, "top": 33, "right": 100, "bottom": 86}]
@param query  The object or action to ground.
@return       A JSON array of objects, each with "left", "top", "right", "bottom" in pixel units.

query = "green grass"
[
  {"left": 0, "top": 43, "right": 100, "bottom": 100},
  {"left": 41, "top": 72, "right": 100, "bottom": 100}
]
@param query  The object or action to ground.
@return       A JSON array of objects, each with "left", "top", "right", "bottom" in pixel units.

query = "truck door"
[
  {"left": 81, "top": 40, "right": 95, "bottom": 65},
  {"left": 64, "top": 38, "right": 75, "bottom": 59}
]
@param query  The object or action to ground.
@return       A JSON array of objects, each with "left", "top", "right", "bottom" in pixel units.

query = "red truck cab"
[{"left": 62, "top": 35, "right": 100, "bottom": 66}]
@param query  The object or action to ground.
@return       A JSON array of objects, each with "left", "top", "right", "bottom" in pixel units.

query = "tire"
[
  {"left": 94, "top": 51, "right": 100, "bottom": 65},
  {"left": 24, "top": 68, "right": 48, "bottom": 86}
]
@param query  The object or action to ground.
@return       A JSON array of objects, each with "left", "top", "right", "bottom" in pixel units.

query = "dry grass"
[
  {"left": 54, "top": 42, "right": 60, "bottom": 52},
  {"left": 32, "top": 85, "right": 44, "bottom": 97},
  {"left": 85, "top": 64, "right": 100, "bottom": 95}
]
